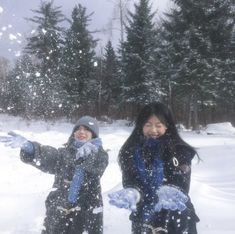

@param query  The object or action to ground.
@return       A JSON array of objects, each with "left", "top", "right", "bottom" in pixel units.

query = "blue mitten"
[
  {"left": 154, "top": 185, "right": 188, "bottom": 212},
  {"left": 75, "top": 138, "right": 102, "bottom": 159},
  {"left": 68, "top": 167, "right": 85, "bottom": 204},
  {"left": 0, "top": 131, "right": 34, "bottom": 154},
  {"left": 0, "top": 131, "right": 30, "bottom": 148},
  {"left": 108, "top": 188, "right": 140, "bottom": 211}
]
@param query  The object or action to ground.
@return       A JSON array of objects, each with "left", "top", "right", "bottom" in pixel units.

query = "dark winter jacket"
[
  {"left": 118, "top": 135, "right": 199, "bottom": 233},
  {"left": 21, "top": 141, "right": 108, "bottom": 208},
  {"left": 20, "top": 140, "right": 108, "bottom": 234}
]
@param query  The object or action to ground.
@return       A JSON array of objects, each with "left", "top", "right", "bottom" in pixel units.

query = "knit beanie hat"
[{"left": 73, "top": 116, "right": 99, "bottom": 138}]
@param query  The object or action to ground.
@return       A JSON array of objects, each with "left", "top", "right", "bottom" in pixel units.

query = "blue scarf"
[
  {"left": 68, "top": 138, "right": 102, "bottom": 204},
  {"left": 73, "top": 138, "right": 102, "bottom": 149},
  {"left": 134, "top": 138, "right": 164, "bottom": 202},
  {"left": 134, "top": 138, "right": 164, "bottom": 222}
]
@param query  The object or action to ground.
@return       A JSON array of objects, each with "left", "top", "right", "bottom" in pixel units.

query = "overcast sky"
[{"left": 0, "top": 0, "right": 171, "bottom": 61}]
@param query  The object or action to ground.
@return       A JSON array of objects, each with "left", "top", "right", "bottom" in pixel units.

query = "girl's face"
[
  {"left": 143, "top": 115, "right": 167, "bottom": 139},
  {"left": 74, "top": 126, "right": 92, "bottom": 142}
]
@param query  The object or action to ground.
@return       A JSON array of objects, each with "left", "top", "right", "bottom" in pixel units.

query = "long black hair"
[{"left": 121, "top": 102, "right": 196, "bottom": 154}]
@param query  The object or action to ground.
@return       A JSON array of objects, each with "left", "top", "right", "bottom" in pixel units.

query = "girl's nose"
[
  {"left": 151, "top": 125, "right": 157, "bottom": 130},
  {"left": 150, "top": 126, "right": 158, "bottom": 133}
]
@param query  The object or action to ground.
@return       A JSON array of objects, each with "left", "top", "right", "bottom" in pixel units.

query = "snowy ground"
[{"left": 0, "top": 114, "right": 235, "bottom": 234}]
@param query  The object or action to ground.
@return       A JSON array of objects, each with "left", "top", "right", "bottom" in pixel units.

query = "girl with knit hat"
[{"left": 0, "top": 116, "right": 108, "bottom": 234}]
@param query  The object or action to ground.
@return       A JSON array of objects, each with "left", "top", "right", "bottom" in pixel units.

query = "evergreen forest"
[{"left": 0, "top": 0, "right": 234, "bottom": 129}]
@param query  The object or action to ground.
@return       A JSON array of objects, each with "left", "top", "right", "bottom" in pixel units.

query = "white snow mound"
[{"left": 206, "top": 122, "right": 235, "bottom": 136}]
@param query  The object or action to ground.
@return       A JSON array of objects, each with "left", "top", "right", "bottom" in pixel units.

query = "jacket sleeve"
[
  {"left": 164, "top": 144, "right": 195, "bottom": 193},
  {"left": 20, "top": 141, "right": 61, "bottom": 174},
  {"left": 78, "top": 147, "right": 108, "bottom": 177},
  {"left": 118, "top": 147, "right": 141, "bottom": 190}
]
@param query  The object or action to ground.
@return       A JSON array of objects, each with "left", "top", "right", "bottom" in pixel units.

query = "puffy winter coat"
[
  {"left": 118, "top": 135, "right": 199, "bottom": 234},
  {"left": 20, "top": 141, "right": 108, "bottom": 234}
]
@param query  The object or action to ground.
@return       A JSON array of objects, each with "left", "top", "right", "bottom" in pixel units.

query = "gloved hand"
[
  {"left": 76, "top": 141, "right": 99, "bottom": 159},
  {"left": 154, "top": 185, "right": 188, "bottom": 212},
  {"left": 0, "top": 131, "right": 34, "bottom": 154},
  {"left": 0, "top": 131, "right": 26, "bottom": 148},
  {"left": 108, "top": 188, "right": 140, "bottom": 211},
  {"left": 68, "top": 167, "right": 85, "bottom": 204}
]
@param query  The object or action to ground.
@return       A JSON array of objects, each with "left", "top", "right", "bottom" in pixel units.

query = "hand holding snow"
[
  {"left": 154, "top": 185, "right": 188, "bottom": 212},
  {"left": 76, "top": 141, "right": 99, "bottom": 159},
  {"left": 108, "top": 188, "right": 140, "bottom": 211}
]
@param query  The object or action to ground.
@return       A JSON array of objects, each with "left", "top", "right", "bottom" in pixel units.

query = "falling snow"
[{"left": 0, "top": 116, "right": 234, "bottom": 233}]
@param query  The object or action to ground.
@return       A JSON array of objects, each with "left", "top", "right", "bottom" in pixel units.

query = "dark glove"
[
  {"left": 154, "top": 185, "right": 188, "bottom": 212},
  {"left": 68, "top": 167, "right": 85, "bottom": 204},
  {"left": 21, "top": 141, "right": 34, "bottom": 155},
  {"left": 108, "top": 188, "right": 140, "bottom": 211}
]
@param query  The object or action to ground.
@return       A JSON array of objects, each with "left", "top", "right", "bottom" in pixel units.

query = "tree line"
[{"left": 0, "top": 0, "right": 234, "bottom": 129}]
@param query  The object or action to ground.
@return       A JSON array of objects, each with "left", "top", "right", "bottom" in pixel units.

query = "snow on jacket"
[
  {"left": 118, "top": 134, "right": 199, "bottom": 233},
  {"left": 20, "top": 141, "right": 108, "bottom": 211}
]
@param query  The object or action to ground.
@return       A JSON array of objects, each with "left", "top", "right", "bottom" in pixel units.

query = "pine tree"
[
  {"left": 60, "top": 4, "right": 97, "bottom": 118},
  {"left": 101, "top": 41, "right": 120, "bottom": 116},
  {"left": 216, "top": 25, "right": 235, "bottom": 122},
  {"left": 5, "top": 55, "right": 36, "bottom": 117},
  {"left": 0, "top": 57, "right": 10, "bottom": 112},
  {"left": 25, "top": 0, "right": 64, "bottom": 119},
  {"left": 158, "top": 0, "right": 235, "bottom": 128},
  {"left": 209, "top": 1, "right": 235, "bottom": 109},
  {"left": 121, "top": 0, "right": 159, "bottom": 117}
]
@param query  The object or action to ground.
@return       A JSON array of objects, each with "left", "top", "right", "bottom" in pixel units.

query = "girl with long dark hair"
[{"left": 109, "top": 102, "right": 199, "bottom": 234}]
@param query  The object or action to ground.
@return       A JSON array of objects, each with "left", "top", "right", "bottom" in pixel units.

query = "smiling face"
[
  {"left": 74, "top": 126, "right": 93, "bottom": 142},
  {"left": 142, "top": 115, "right": 168, "bottom": 139}
]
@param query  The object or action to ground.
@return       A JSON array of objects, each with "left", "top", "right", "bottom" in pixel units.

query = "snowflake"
[
  {"left": 35, "top": 72, "right": 41, "bottom": 77},
  {"left": 9, "top": 34, "right": 17, "bottom": 40}
]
